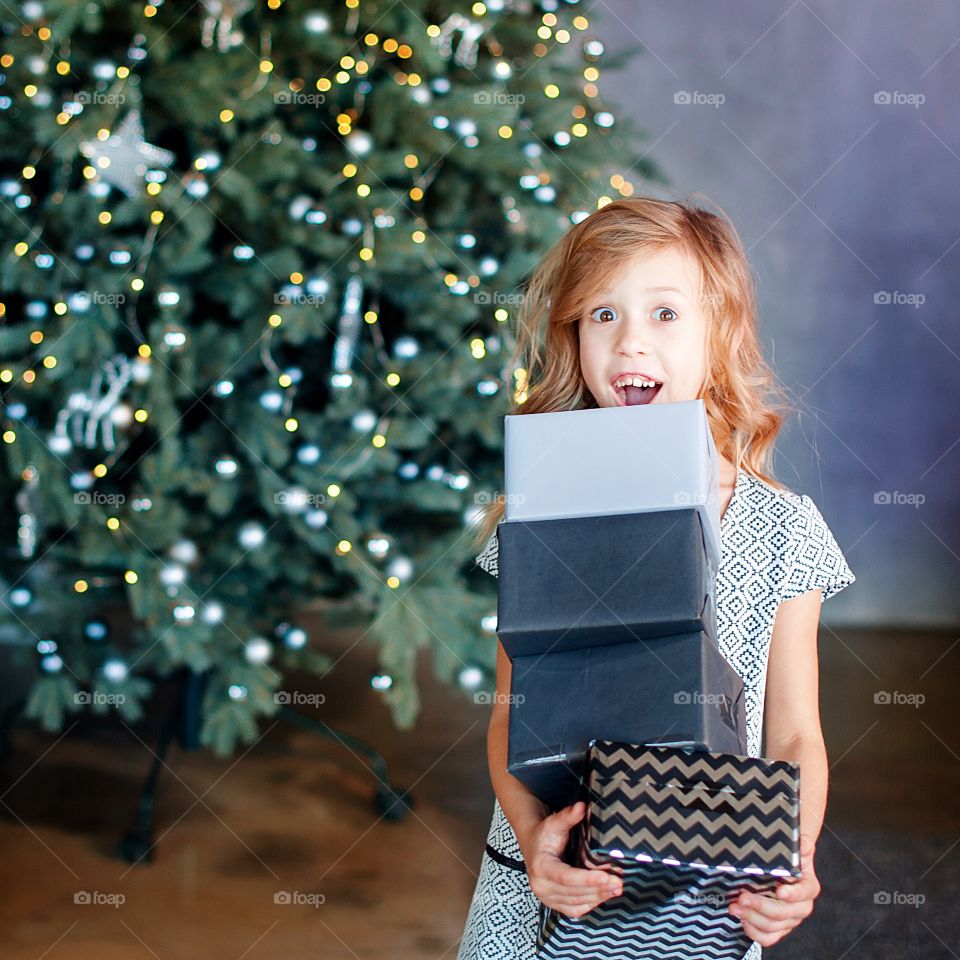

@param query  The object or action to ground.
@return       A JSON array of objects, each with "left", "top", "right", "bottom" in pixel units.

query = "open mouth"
[{"left": 613, "top": 382, "right": 662, "bottom": 406}]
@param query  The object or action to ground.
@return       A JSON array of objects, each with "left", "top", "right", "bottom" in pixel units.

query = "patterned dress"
[{"left": 456, "top": 469, "right": 856, "bottom": 960}]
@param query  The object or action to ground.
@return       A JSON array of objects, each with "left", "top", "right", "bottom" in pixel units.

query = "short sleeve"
[
  {"left": 781, "top": 494, "right": 856, "bottom": 603},
  {"left": 474, "top": 530, "right": 499, "bottom": 578}
]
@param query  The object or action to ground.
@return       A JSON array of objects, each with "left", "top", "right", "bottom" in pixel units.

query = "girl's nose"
[{"left": 614, "top": 318, "right": 652, "bottom": 356}]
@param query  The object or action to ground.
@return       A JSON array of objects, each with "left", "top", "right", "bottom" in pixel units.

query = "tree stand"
[{"left": 117, "top": 667, "right": 413, "bottom": 864}]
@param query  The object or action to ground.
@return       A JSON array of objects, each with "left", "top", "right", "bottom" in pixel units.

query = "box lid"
[{"left": 504, "top": 400, "right": 721, "bottom": 566}]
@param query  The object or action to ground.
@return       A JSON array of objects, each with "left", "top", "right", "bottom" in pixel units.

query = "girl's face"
[{"left": 578, "top": 245, "right": 709, "bottom": 408}]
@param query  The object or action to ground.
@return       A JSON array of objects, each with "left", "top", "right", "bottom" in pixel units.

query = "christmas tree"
[{"left": 0, "top": 0, "right": 662, "bottom": 755}]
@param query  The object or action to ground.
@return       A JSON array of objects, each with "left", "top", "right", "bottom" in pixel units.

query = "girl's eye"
[
  {"left": 589, "top": 306, "right": 618, "bottom": 323},
  {"left": 654, "top": 306, "right": 678, "bottom": 323}
]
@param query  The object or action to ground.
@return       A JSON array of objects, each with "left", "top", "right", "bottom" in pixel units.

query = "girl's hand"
[
  {"left": 523, "top": 800, "right": 624, "bottom": 919},
  {"left": 729, "top": 835, "right": 821, "bottom": 947}
]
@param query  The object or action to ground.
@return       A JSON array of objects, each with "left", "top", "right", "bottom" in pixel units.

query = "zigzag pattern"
[
  {"left": 580, "top": 825, "right": 796, "bottom": 874},
  {"left": 585, "top": 793, "right": 796, "bottom": 863},
  {"left": 590, "top": 799, "right": 794, "bottom": 837},
  {"left": 592, "top": 766, "right": 795, "bottom": 802},
  {"left": 588, "top": 777, "right": 795, "bottom": 814},
  {"left": 579, "top": 742, "right": 800, "bottom": 876},
  {"left": 536, "top": 863, "right": 760, "bottom": 959},
  {"left": 594, "top": 742, "right": 799, "bottom": 794}
]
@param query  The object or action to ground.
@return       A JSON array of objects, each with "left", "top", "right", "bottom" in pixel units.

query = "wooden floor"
[{"left": 0, "top": 621, "right": 956, "bottom": 959}]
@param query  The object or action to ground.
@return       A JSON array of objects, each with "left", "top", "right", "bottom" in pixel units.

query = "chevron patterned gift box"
[{"left": 535, "top": 740, "right": 801, "bottom": 960}]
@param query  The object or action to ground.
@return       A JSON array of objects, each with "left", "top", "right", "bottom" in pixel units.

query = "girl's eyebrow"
[
  {"left": 588, "top": 286, "right": 689, "bottom": 300},
  {"left": 644, "top": 285, "right": 688, "bottom": 297}
]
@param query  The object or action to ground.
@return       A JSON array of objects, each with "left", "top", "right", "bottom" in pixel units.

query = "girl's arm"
[
  {"left": 728, "top": 587, "right": 827, "bottom": 946},
  {"left": 763, "top": 587, "right": 829, "bottom": 846},
  {"left": 487, "top": 638, "right": 623, "bottom": 917},
  {"left": 486, "top": 638, "right": 550, "bottom": 852}
]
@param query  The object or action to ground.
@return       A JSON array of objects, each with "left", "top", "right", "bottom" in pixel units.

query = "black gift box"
[
  {"left": 497, "top": 509, "right": 716, "bottom": 661},
  {"left": 535, "top": 740, "right": 801, "bottom": 960},
  {"left": 507, "top": 632, "right": 745, "bottom": 809}
]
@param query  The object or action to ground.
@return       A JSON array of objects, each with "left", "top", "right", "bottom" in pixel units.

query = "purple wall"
[{"left": 593, "top": 0, "right": 960, "bottom": 626}]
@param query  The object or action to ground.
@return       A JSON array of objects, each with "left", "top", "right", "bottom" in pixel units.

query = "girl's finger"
[
  {"left": 557, "top": 905, "right": 599, "bottom": 919},
  {"left": 586, "top": 862, "right": 624, "bottom": 879},
  {"left": 740, "top": 917, "right": 789, "bottom": 947},
  {"left": 546, "top": 875, "right": 618, "bottom": 898},
  {"left": 545, "top": 882, "right": 622, "bottom": 906},
  {"left": 545, "top": 883, "right": 617, "bottom": 900},
  {"left": 582, "top": 859, "right": 616, "bottom": 871},
  {"left": 734, "top": 906, "right": 796, "bottom": 935},
  {"left": 553, "top": 880, "right": 622, "bottom": 900},
  {"left": 551, "top": 801, "right": 586, "bottom": 826},
  {"left": 740, "top": 919, "right": 771, "bottom": 945},
  {"left": 539, "top": 867, "right": 620, "bottom": 892},
  {"left": 548, "top": 890, "right": 609, "bottom": 907},
  {"left": 546, "top": 862, "right": 622, "bottom": 891},
  {"left": 735, "top": 892, "right": 808, "bottom": 923},
  {"left": 548, "top": 896, "right": 606, "bottom": 916},
  {"left": 776, "top": 876, "right": 815, "bottom": 900}
]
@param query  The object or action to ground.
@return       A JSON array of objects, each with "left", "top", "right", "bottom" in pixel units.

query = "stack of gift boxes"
[{"left": 493, "top": 400, "right": 801, "bottom": 960}]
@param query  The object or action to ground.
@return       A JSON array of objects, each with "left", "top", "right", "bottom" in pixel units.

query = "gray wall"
[{"left": 594, "top": 0, "right": 960, "bottom": 627}]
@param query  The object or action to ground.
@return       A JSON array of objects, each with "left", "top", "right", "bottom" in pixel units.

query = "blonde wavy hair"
[{"left": 473, "top": 195, "right": 794, "bottom": 551}]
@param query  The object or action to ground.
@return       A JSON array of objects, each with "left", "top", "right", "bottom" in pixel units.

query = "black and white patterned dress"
[{"left": 456, "top": 469, "right": 856, "bottom": 960}]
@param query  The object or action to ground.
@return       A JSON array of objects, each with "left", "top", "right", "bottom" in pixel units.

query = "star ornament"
[{"left": 79, "top": 110, "right": 175, "bottom": 198}]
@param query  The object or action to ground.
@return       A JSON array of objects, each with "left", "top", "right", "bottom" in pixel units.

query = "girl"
[{"left": 456, "top": 197, "right": 856, "bottom": 960}]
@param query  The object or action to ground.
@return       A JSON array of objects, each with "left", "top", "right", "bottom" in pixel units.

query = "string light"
[{"left": 0, "top": 0, "right": 629, "bottom": 728}]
